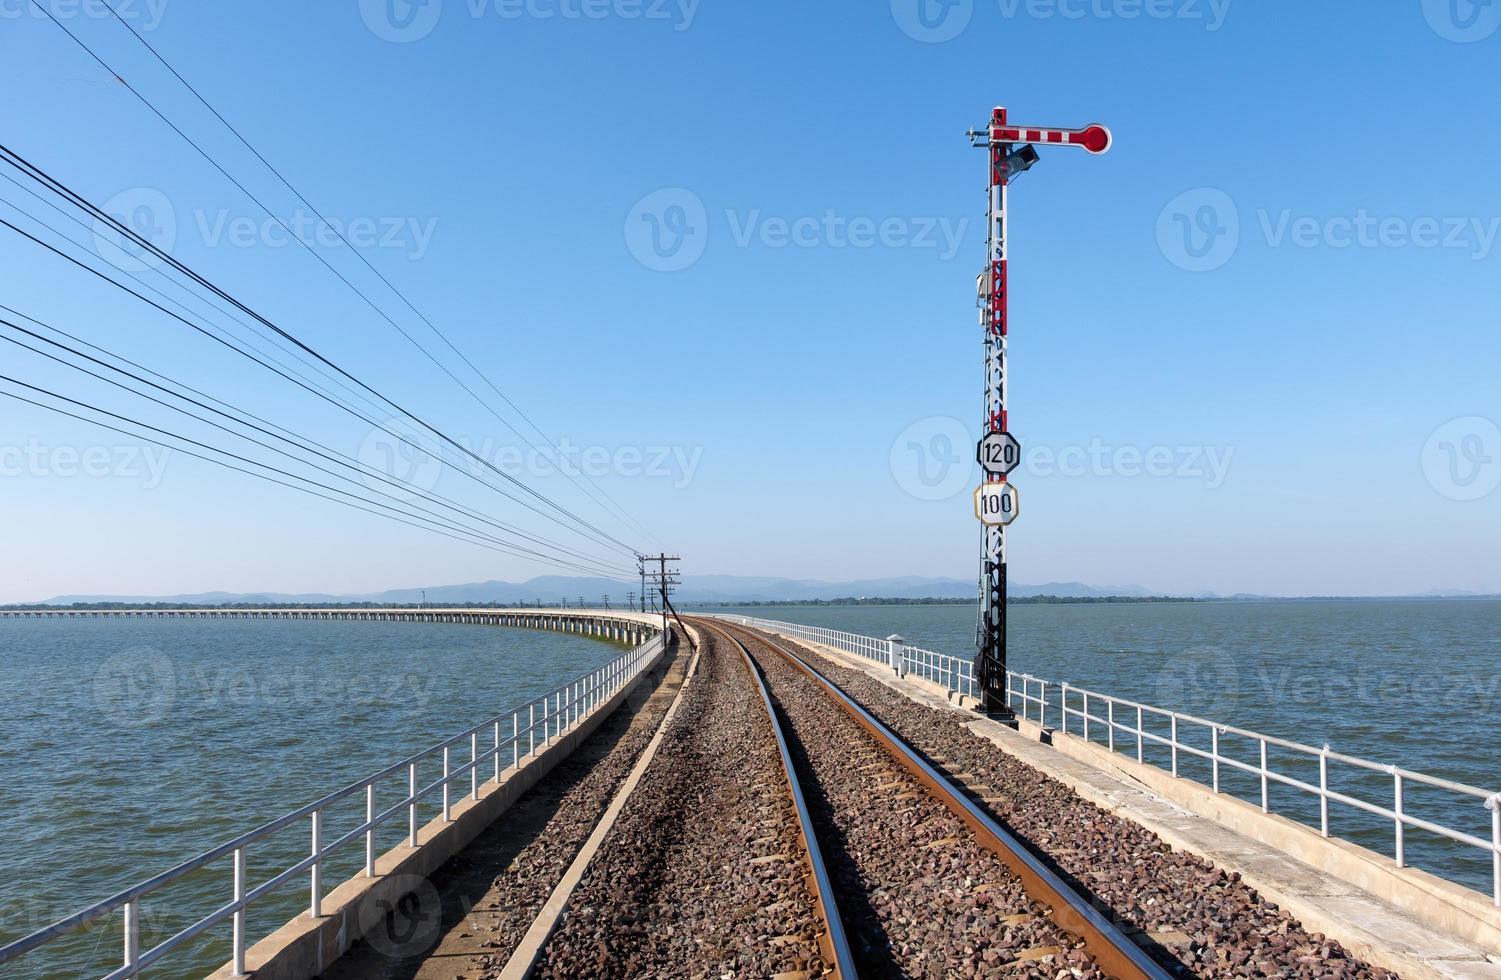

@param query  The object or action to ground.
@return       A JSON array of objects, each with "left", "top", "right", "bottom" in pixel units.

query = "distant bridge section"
[{"left": 0, "top": 606, "right": 662, "bottom": 646}]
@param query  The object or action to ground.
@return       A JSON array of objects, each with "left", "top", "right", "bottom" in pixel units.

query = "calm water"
[
  {"left": 703, "top": 600, "right": 1501, "bottom": 895},
  {"left": 0, "top": 618, "right": 623, "bottom": 979},
  {"left": 3, "top": 604, "right": 1497, "bottom": 977}
]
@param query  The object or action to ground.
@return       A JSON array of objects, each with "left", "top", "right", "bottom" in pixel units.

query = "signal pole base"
[{"left": 977, "top": 701, "right": 1018, "bottom": 728}]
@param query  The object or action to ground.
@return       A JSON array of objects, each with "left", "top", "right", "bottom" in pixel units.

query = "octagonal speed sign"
[
  {"left": 977, "top": 431, "right": 1021, "bottom": 477},
  {"left": 974, "top": 481, "right": 1019, "bottom": 526}
]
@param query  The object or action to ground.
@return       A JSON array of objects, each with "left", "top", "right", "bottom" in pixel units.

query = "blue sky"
[{"left": 0, "top": 0, "right": 1498, "bottom": 602}]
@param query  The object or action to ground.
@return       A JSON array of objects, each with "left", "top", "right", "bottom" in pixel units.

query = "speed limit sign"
[
  {"left": 977, "top": 431, "right": 1021, "bottom": 477},
  {"left": 974, "top": 481, "right": 1019, "bottom": 526}
]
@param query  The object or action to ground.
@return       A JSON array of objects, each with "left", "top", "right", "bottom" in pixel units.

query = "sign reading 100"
[{"left": 973, "top": 481, "right": 1019, "bottom": 527}]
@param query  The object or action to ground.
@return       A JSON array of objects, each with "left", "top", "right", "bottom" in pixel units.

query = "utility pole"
[
  {"left": 642, "top": 553, "right": 682, "bottom": 636},
  {"left": 626, "top": 590, "right": 636, "bottom": 611},
  {"left": 967, "top": 106, "right": 1110, "bottom": 720},
  {"left": 578, "top": 596, "right": 586, "bottom": 610},
  {"left": 637, "top": 555, "right": 648, "bottom": 613},
  {"left": 602, "top": 595, "right": 611, "bottom": 610}
]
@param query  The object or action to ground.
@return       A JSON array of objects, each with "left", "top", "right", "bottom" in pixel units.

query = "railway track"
[
  {"left": 502, "top": 622, "right": 854, "bottom": 978},
  {"left": 709, "top": 617, "right": 1174, "bottom": 980}
]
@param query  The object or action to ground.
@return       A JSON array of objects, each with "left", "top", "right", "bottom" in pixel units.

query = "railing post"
[
  {"left": 1394, "top": 769, "right": 1406, "bottom": 867},
  {"left": 123, "top": 898, "right": 139, "bottom": 974},
  {"left": 408, "top": 762, "right": 418, "bottom": 846},
  {"left": 1083, "top": 692, "right": 1090, "bottom": 741},
  {"left": 1319, "top": 745, "right": 1330, "bottom": 837},
  {"left": 1211, "top": 727, "right": 1220, "bottom": 793},
  {"left": 1170, "top": 714, "right": 1179, "bottom": 777},
  {"left": 529, "top": 703, "right": 535, "bottom": 756},
  {"left": 1107, "top": 699, "right": 1115, "bottom": 753},
  {"left": 309, "top": 809, "right": 322, "bottom": 918},
  {"left": 1489, "top": 795, "right": 1500, "bottom": 907},
  {"left": 471, "top": 732, "right": 479, "bottom": 800},
  {"left": 1136, "top": 706, "right": 1144, "bottom": 763},
  {"left": 1060, "top": 683, "right": 1068, "bottom": 735},
  {"left": 442, "top": 746, "right": 451, "bottom": 821},
  {"left": 495, "top": 720, "right": 502, "bottom": 782},
  {"left": 365, "top": 784, "right": 376, "bottom": 877},
  {"left": 512, "top": 712, "right": 520, "bottom": 769},
  {"left": 232, "top": 846, "right": 246, "bottom": 975},
  {"left": 1259, "top": 738, "right": 1269, "bottom": 812}
]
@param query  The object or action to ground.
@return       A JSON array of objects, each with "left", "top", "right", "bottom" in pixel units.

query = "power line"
[
  {"left": 0, "top": 310, "right": 631, "bottom": 574},
  {"left": 0, "top": 301, "right": 620, "bottom": 570},
  {"left": 0, "top": 151, "right": 638, "bottom": 559},
  {"left": 101, "top": 0, "right": 657, "bottom": 547},
  {"left": 0, "top": 374, "right": 631, "bottom": 580},
  {"left": 45, "top": 0, "right": 656, "bottom": 548}
]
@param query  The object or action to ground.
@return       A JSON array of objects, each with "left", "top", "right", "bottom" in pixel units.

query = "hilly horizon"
[
  {"left": 32, "top": 574, "right": 1168, "bottom": 606},
  {"left": 28, "top": 576, "right": 1501, "bottom": 607}
]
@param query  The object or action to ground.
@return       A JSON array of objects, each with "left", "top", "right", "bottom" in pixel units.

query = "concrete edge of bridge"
[
  {"left": 204, "top": 629, "right": 675, "bottom": 980},
  {"left": 772, "top": 632, "right": 1501, "bottom": 980}
]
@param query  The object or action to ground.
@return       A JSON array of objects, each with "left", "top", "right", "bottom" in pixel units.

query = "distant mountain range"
[
  {"left": 37, "top": 575, "right": 1163, "bottom": 606},
  {"left": 29, "top": 576, "right": 1498, "bottom": 607}
]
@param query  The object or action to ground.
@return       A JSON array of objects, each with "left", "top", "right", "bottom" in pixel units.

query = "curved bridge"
[{"left": 0, "top": 606, "right": 661, "bottom": 647}]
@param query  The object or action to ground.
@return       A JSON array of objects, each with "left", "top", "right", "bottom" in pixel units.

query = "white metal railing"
[
  {"left": 714, "top": 614, "right": 978, "bottom": 699},
  {"left": 0, "top": 628, "right": 664, "bottom": 978},
  {"left": 719, "top": 614, "right": 1501, "bottom": 905}
]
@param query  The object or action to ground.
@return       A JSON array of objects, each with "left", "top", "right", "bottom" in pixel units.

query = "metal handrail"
[
  {"left": 0, "top": 626, "right": 664, "bottom": 977},
  {"left": 716, "top": 614, "right": 1501, "bottom": 905}
]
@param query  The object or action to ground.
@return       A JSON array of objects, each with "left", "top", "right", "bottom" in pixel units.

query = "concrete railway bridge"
[{"left": 0, "top": 608, "right": 1498, "bottom": 980}]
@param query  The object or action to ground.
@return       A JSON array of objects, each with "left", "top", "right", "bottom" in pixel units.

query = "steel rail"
[
  {"left": 696, "top": 619, "right": 858, "bottom": 979},
  {"left": 718, "top": 620, "right": 1174, "bottom": 980}
]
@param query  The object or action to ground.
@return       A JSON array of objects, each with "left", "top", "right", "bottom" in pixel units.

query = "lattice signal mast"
[{"left": 968, "top": 107, "right": 1111, "bottom": 719}]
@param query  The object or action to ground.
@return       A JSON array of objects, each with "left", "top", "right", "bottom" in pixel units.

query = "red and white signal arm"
[
  {"left": 991, "top": 120, "right": 1112, "bottom": 155},
  {"left": 974, "top": 481, "right": 1019, "bottom": 527}
]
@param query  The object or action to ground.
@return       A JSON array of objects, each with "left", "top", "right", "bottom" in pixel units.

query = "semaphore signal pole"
[{"left": 968, "top": 106, "right": 1111, "bottom": 720}]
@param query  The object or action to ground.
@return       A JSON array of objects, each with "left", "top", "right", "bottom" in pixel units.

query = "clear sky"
[{"left": 1, "top": 0, "right": 1498, "bottom": 602}]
